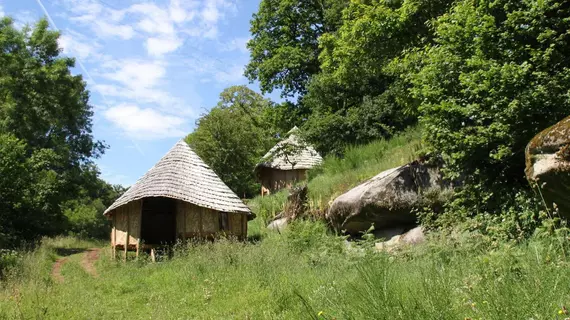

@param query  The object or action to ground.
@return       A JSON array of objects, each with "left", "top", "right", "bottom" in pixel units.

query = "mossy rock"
[{"left": 525, "top": 115, "right": 570, "bottom": 217}]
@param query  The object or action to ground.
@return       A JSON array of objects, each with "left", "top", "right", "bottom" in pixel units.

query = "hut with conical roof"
[
  {"left": 104, "top": 140, "right": 252, "bottom": 258},
  {"left": 255, "top": 127, "right": 323, "bottom": 196}
]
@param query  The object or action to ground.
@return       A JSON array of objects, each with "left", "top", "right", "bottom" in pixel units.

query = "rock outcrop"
[
  {"left": 267, "top": 217, "right": 288, "bottom": 232},
  {"left": 327, "top": 161, "right": 450, "bottom": 235},
  {"left": 375, "top": 227, "right": 425, "bottom": 252},
  {"left": 525, "top": 115, "right": 570, "bottom": 217}
]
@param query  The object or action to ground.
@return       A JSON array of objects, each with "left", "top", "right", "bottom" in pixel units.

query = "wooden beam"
[
  {"left": 112, "top": 212, "right": 117, "bottom": 260},
  {"left": 136, "top": 199, "right": 142, "bottom": 259},
  {"left": 124, "top": 206, "right": 129, "bottom": 262}
]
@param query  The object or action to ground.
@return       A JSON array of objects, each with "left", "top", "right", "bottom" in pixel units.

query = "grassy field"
[{"left": 1, "top": 225, "right": 570, "bottom": 319}]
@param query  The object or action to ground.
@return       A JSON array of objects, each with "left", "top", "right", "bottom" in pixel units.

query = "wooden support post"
[
  {"left": 124, "top": 208, "right": 129, "bottom": 262},
  {"left": 150, "top": 248, "right": 156, "bottom": 263},
  {"left": 136, "top": 200, "right": 142, "bottom": 259},
  {"left": 112, "top": 213, "right": 117, "bottom": 260}
]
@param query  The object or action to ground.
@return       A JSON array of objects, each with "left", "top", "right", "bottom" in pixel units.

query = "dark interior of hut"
[{"left": 141, "top": 197, "right": 176, "bottom": 245}]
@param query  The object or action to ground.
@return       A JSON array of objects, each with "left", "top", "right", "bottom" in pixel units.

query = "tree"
[
  {"left": 245, "top": 0, "right": 348, "bottom": 98},
  {"left": 412, "top": 0, "right": 570, "bottom": 213},
  {"left": 301, "top": 0, "right": 453, "bottom": 155},
  {"left": 186, "top": 86, "right": 281, "bottom": 198},
  {"left": 0, "top": 17, "right": 105, "bottom": 245}
]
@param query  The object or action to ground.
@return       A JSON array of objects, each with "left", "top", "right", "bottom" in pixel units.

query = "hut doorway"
[{"left": 141, "top": 197, "right": 177, "bottom": 245}]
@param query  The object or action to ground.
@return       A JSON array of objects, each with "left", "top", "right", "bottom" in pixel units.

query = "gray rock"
[
  {"left": 327, "top": 161, "right": 450, "bottom": 235},
  {"left": 375, "top": 227, "right": 425, "bottom": 252},
  {"left": 267, "top": 217, "right": 288, "bottom": 232},
  {"left": 526, "top": 115, "right": 570, "bottom": 218}
]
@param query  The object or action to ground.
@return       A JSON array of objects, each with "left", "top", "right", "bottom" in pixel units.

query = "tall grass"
[
  {"left": 1, "top": 229, "right": 570, "bottom": 319},
  {"left": 249, "top": 126, "right": 423, "bottom": 221}
]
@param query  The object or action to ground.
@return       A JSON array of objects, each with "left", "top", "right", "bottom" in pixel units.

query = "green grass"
[
  {"left": 1, "top": 227, "right": 570, "bottom": 319},
  {"left": 249, "top": 126, "right": 423, "bottom": 222}
]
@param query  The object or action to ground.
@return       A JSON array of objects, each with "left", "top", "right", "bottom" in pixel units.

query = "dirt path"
[
  {"left": 80, "top": 248, "right": 101, "bottom": 277},
  {"left": 51, "top": 257, "right": 68, "bottom": 283},
  {"left": 51, "top": 248, "right": 101, "bottom": 283}
]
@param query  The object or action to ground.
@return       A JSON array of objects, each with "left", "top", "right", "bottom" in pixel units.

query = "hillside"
[{"left": 248, "top": 126, "right": 423, "bottom": 231}]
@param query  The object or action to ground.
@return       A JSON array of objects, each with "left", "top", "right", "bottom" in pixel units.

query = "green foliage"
[
  {"left": 303, "top": 93, "right": 417, "bottom": 155},
  {"left": 412, "top": 0, "right": 570, "bottom": 214},
  {"left": 0, "top": 17, "right": 109, "bottom": 246},
  {"left": 186, "top": 86, "right": 284, "bottom": 198},
  {"left": 0, "top": 133, "right": 64, "bottom": 247},
  {"left": 245, "top": 0, "right": 348, "bottom": 97},
  {"left": 300, "top": 0, "right": 453, "bottom": 155}
]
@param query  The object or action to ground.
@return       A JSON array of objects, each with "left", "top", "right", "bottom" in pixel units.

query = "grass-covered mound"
[{"left": 1, "top": 227, "right": 570, "bottom": 319}]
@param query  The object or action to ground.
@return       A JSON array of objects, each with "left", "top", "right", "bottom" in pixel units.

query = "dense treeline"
[
  {"left": 190, "top": 0, "right": 570, "bottom": 235},
  {"left": 0, "top": 18, "right": 124, "bottom": 247}
]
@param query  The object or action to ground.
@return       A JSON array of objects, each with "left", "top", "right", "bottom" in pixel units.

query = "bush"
[{"left": 412, "top": 0, "right": 570, "bottom": 215}]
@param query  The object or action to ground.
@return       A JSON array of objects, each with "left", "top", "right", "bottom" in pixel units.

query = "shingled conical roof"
[
  {"left": 256, "top": 126, "right": 323, "bottom": 171},
  {"left": 104, "top": 140, "right": 251, "bottom": 215}
]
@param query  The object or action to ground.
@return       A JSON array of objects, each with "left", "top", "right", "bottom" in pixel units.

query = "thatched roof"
[
  {"left": 256, "top": 127, "right": 323, "bottom": 171},
  {"left": 104, "top": 140, "right": 251, "bottom": 216}
]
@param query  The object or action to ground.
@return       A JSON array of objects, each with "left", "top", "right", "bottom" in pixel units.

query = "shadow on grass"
[{"left": 54, "top": 248, "right": 87, "bottom": 257}]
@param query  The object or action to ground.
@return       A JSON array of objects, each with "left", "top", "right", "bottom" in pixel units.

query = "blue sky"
[{"left": 1, "top": 0, "right": 279, "bottom": 186}]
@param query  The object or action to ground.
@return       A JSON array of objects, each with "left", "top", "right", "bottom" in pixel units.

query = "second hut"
[
  {"left": 255, "top": 127, "right": 323, "bottom": 196},
  {"left": 104, "top": 140, "right": 252, "bottom": 258}
]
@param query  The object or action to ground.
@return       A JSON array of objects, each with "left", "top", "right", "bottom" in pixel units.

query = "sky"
[{"left": 0, "top": 0, "right": 280, "bottom": 186}]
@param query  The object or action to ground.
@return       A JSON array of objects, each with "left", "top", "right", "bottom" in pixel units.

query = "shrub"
[{"left": 412, "top": 0, "right": 570, "bottom": 215}]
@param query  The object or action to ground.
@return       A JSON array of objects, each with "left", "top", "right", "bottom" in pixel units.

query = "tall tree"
[
  {"left": 186, "top": 86, "right": 280, "bottom": 198},
  {"left": 0, "top": 17, "right": 105, "bottom": 245},
  {"left": 412, "top": 0, "right": 570, "bottom": 213},
  {"left": 302, "top": 0, "right": 454, "bottom": 155},
  {"left": 245, "top": 0, "right": 348, "bottom": 98}
]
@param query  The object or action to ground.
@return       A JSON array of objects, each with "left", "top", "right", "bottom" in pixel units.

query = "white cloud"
[
  {"left": 58, "top": 32, "right": 100, "bottom": 60},
  {"left": 169, "top": 0, "right": 198, "bottom": 23},
  {"left": 146, "top": 36, "right": 183, "bottom": 56},
  {"left": 0, "top": 5, "right": 4, "bottom": 17},
  {"left": 130, "top": 3, "right": 175, "bottom": 35},
  {"left": 104, "top": 104, "right": 187, "bottom": 139},
  {"left": 102, "top": 60, "right": 166, "bottom": 90},
  {"left": 221, "top": 37, "right": 250, "bottom": 53},
  {"left": 201, "top": 4, "right": 219, "bottom": 24},
  {"left": 215, "top": 64, "right": 245, "bottom": 83},
  {"left": 96, "top": 21, "right": 135, "bottom": 39}
]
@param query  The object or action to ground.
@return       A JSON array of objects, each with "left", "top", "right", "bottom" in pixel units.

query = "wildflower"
[
  {"left": 318, "top": 311, "right": 324, "bottom": 317},
  {"left": 561, "top": 306, "right": 569, "bottom": 315}
]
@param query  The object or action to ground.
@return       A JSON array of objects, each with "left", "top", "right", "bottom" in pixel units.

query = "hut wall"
[
  {"left": 175, "top": 201, "right": 247, "bottom": 239},
  {"left": 202, "top": 208, "right": 219, "bottom": 235},
  {"left": 111, "top": 200, "right": 142, "bottom": 247},
  {"left": 261, "top": 168, "right": 308, "bottom": 195}
]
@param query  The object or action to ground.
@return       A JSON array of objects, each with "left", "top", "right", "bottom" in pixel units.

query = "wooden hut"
[
  {"left": 104, "top": 140, "right": 252, "bottom": 259},
  {"left": 255, "top": 127, "right": 323, "bottom": 196}
]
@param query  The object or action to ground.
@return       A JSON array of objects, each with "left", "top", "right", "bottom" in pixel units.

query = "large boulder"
[
  {"left": 525, "top": 115, "right": 570, "bottom": 217},
  {"left": 326, "top": 161, "right": 450, "bottom": 235}
]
